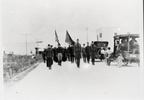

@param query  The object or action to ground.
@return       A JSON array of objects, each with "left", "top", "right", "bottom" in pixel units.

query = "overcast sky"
[{"left": 2, "top": 0, "right": 143, "bottom": 54}]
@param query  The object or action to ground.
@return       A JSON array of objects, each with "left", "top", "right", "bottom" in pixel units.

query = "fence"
[{"left": 3, "top": 54, "right": 42, "bottom": 82}]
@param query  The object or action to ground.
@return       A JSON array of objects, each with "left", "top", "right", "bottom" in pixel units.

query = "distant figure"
[
  {"left": 45, "top": 44, "right": 54, "bottom": 70},
  {"left": 82, "top": 44, "right": 86, "bottom": 63},
  {"left": 85, "top": 42, "right": 91, "bottom": 63},
  {"left": 62, "top": 47, "right": 67, "bottom": 62},
  {"left": 56, "top": 44, "right": 63, "bottom": 66},
  {"left": 53, "top": 47, "right": 58, "bottom": 63},
  {"left": 67, "top": 45, "right": 71, "bottom": 61},
  {"left": 74, "top": 39, "right": 81, "bottom": 68},
  {"left": 69, "top": 45, "right": 75, "bottom": 63},
  {"left": 117, "top": 53, "right": 124, "bottom": 68},
  {"left": 90, "top": 41, "right": 96, "bottom": 65}
]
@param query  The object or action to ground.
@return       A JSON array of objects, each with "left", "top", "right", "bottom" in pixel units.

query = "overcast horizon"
[{"left": 2, "top": 0, "right": 143, "bottom": 55}]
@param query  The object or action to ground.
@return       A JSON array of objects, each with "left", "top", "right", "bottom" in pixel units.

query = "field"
[{"left": 3, "top": 54, "right": 42, "bottom": 82}]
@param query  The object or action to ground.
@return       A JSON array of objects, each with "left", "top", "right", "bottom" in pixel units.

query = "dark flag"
[
  {"left": 65, "top": 31, "right": 75, "bottom": 45},
  {"left": 55, "top": 30, "right": 60, "bottom": 44}
]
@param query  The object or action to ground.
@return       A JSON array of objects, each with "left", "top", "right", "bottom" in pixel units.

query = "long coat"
[
  {"left": 90, "top": 44, "right": 96, "bottom": 59},
  {"left": 45, "top": 48, "right": 54, "bottom": 66},
  {"left": 74, "top": 43, "right": 81, "bottom": 59}
]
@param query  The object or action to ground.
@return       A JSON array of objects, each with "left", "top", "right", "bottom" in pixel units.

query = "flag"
[
  {"left": 65, "top": 31, "right": 75, "bottom": 45},
  {"left": 55, "top": 30, "right": 60, "bottom": 44}
]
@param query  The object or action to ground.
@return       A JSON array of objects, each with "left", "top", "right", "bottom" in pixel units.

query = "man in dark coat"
[
  {"left": 56, "top": 44, "right": 63, "bottom": 66},
  {"left": 90, "top": 41, "right": 96, "bottom": 65},
  {"left": 74, "top": 39, "right": 81, "bottom": 68},
  {"left": 82, "top": 44, "right": 86, "bottom": 63},
  {"left": 85, "top": 42, "right": 91, "bottom": 63},
  {"left": 69, "top": 45, "right": 75, "bottom": 63},
  {"left": 45, "top": 44, "right": 54, "bottom": 70}
]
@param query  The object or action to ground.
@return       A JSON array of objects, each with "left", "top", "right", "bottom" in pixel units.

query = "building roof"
[{"left": 114, "top": 34, "right": 139, "bottom": 38}]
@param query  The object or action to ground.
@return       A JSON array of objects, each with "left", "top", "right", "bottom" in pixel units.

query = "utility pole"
[
  {"left": 23, "top": 34, "right": 32, "bottom": 56},
  {"left": 86, "top": 27, "right": 88, "bottom": 42}
]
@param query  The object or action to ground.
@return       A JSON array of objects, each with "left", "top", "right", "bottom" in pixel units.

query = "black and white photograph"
[{"left": 1, "top": 0, "right": 143, "bottom": 100}]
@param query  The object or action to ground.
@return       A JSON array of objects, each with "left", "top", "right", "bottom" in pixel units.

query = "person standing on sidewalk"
[
  {"left": 85, "top": 42, "right": 91, "bottom": 63},
  {"left": 74, "top": 39, "right": 81, "bottom": 68},
  {"left": 45, "top": 44, "right": 54, "bottom": 70},
  {"left": 90, "top": 41, "right": 96, "bottom": 65},
  {"left": 56, "top": 44, "right": 63, "bottom": 66}
]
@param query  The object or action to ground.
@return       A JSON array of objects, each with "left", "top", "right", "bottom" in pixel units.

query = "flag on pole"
[
  {"left": 65, "top": 30, "right": 75, "bottom": 45},
  {"left": 55, "top": 30, "right": 60, "bottom": 44}
]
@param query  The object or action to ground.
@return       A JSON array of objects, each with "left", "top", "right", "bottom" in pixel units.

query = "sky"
[{"left": 2, "top": 0, "right": 143, "bottom": 55}]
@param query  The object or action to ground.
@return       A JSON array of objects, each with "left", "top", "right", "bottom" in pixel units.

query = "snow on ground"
[{"left": 4, "top": 60, "right": 144, "bottom": 100}]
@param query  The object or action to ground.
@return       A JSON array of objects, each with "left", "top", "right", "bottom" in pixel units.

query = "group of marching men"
[{"left": 42, "top": 39, "right": 112, "bottom": 70}]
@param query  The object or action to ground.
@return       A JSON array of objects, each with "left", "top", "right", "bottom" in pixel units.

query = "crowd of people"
[{"left": 42, "top": 39, "right": 113, "bottom": 70}]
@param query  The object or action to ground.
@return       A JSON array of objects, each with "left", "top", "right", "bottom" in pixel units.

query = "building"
[{"left": 96, "top": 27, "right": 130, "bottom": 50}]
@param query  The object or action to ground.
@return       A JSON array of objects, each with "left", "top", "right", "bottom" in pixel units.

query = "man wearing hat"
[
  {"left": 45, "top": 44, "right": 54, "bottom": 69},
  {"left": 90, "top": 41, "right": 96, "bottom": 65},
  {"left": 85, "top": 42, "right": 91, "bottom": 63},
  {"left": 74, "top": 39, "right": 81, "bottom": 68},
  {"left": 82, "top": 44, "right": 86, "bottom": 63}
]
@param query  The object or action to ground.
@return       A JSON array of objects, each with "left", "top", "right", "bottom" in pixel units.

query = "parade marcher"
[
  {"left": 74, "top": 39, "right": 81, "bottom": 68},
  {"left": 85, "top": 42, "right": 91, "bottom": 63},
  {"left": 67, "top": 45, "right": 71, "bottom": 61},
  {"left": 69, "top": 45, "right": 75, "bottom": 63},
  {"left": 45, "top": 44, "right": 54, "bottom": 70},
  {"left": 42, "top": 48, "right": 46, "bottom": 63},
  {"left": 53, "top": 47, "right": 58, "bottom": 63},
  {"left": 90, "top": 41, "right": 96, "bottom": 65},
  {"left": 62, "top": 47, "right": 67, "bottom": 62},
  {"left": 56, "top": 44, "right": 63, "bottom": 66},
  {"left": 82, "top": 44, "right": 86, "bottom": 63}
]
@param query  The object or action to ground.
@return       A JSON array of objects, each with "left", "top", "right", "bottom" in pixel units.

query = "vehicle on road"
[
  {"left": 94, "top": 41, "right": 109, "bottom": 60},
  {"left": 106, "top": 33, "right": 140, "bottom": 66}
]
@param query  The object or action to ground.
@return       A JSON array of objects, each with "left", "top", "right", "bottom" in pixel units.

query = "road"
[{"left": 4, "top": 60, "right": 144, "bottom": 100}]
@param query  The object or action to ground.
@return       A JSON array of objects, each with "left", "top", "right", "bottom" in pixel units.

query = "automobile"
[
  {"left": 94, "top": 41, "right": 109, "bottom": 60},
  {"left": 106, "top": 33, "right": 140, "bottom": 66}
]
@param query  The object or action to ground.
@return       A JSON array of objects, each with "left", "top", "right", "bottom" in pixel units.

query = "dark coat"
[
  {"left": 90, "top": 44, "right": 96, "bottom": 58},
  {"left": 56, "top": 47, "right": 63, "bottom": 54},
  {"left": 86, "top": 46, "right": 91, "bottom": 56},
  {"left": 74, "top": 43, "right": 81, "bottom": 59},
  {"left": 45, "top": 48, "right": 54, "bottom": 58}
]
